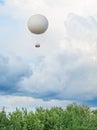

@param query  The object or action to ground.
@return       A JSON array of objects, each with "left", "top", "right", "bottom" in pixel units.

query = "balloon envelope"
[{"left": 27, "top": 14, "right": 48, "bottom": 34}]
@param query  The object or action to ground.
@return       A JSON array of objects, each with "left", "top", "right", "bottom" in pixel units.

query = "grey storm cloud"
[{"left": 0, "top": 54, "right": 32, "bottom": 95}]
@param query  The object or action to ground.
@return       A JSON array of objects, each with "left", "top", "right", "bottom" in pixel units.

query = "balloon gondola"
[{"left": 35, "top": 44, "right": 40, "bottom": 48}]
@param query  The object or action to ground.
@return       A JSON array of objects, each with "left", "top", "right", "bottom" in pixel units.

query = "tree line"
[{"left": 0, "top": 103, "right": 97, "bottom": 130}]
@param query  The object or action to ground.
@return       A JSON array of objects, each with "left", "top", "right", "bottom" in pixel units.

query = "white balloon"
[{"left": 27, "top": 14, "right": 48, "bottom": 34}]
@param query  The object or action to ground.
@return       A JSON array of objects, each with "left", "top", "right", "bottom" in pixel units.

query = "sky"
[{"left": 0, "top": 0, "right": 97, "bottom": 111}]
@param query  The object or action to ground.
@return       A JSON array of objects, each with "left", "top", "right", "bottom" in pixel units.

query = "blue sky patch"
[{"left": 0, "top": 0, "right": 4, "bottom": 5}]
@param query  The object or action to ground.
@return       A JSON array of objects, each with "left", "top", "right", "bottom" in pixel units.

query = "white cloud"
[
  {"left": 1, "top": 0, "right": 97, "bottom": 57},
  {"left": 0, "top": 95, "right": 73, "bottom": 112},
  {"left": 0, "top": 0, "right": 97, "bottom": 107},
  {"left": 4, "top": 0, "right": 97, "bottom": 17},
  {"left": 18, "top": 14, "right": 97, "bottom": 102}
]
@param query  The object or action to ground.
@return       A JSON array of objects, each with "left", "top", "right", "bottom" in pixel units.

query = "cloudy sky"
[{"left": 0, "top": 0, "right": 97, "bottom": 111}]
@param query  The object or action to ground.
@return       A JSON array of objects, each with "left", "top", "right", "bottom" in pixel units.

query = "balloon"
[{"left": 27, "top": 14, "right": 48, "bottom": 34}]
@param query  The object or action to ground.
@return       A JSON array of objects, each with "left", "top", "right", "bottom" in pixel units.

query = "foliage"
[{"left": 0, "top": 103, "right": 97, "bottom": 130}]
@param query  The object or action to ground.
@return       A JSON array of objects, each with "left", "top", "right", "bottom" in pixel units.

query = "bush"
[{"left": 0, "top": 103, "right": 97, "bottom": 130}]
